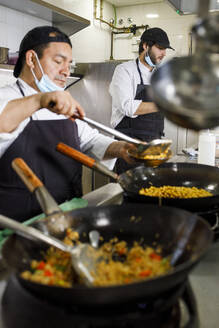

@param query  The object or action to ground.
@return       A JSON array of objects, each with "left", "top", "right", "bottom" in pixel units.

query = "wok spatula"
[
  {"left": 0, "top": 213, "right": 97, "bottom": 285},
  {"left": 11, "top": 157, "right": 98, "bottom": 286}
]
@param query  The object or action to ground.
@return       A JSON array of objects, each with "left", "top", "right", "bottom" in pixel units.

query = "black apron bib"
[
  {"left": 0, "top": 81, "right": 82, "bottom": 222},
  {"left": 115, "top": 59, "right": 164, "bottom": 174}
]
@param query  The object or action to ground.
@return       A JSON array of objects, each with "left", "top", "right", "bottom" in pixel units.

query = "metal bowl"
[{"left": 128, "top": 149, "right": 172, "bottom": 167}]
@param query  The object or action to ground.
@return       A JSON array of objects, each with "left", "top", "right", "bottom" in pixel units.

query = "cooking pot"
[
  {"left": 0, "top": 47, "right": 9, "bottom": 64},
  {"left": 2, "top": 204, "right": 213, "bottom": 306}
]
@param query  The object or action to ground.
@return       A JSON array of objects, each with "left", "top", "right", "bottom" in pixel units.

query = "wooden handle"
[
  {"left": 56, "top": 143, "right": 96, "bottom": 168},
  {"left": 12, "top": 158, "right": 43, "bottom": 193}
]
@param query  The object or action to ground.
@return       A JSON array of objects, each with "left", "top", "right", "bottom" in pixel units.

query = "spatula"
[
  {"left": 0, "top": 213, "right": 97, "bottom": 285},
  {"left": 11, "top": 157, "right": 98, "bottom": 286}
]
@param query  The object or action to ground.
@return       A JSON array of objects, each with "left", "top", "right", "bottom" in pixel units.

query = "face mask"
[
  {"left": 31, "top": 53, "right": 65, "bottom": 92},
  {"left": 145, "top": 53, "right": 156, "bottom": 68}
]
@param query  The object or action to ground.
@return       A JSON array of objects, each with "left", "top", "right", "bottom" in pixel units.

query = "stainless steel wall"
[
  {"left": 68, "top": 61, "right": 123, "bottom": 193},
  {"left": 68, "top": 61, "right": 123, "bottom": 128}
]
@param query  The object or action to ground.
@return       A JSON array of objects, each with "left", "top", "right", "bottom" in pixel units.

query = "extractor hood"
[
  {"left": 166, "top": 0, "right": 219, "bottom": 15},
  {"left": 0, "top": 0, "right": 90, "bottom": 36}
]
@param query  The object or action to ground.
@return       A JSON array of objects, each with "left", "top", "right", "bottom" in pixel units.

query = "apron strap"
[
  {"left": 16, "top": 80, "right": 33, "bottom": 121},
  {"left": 136, "top": 58, "right": 144, "bottom": 85}
]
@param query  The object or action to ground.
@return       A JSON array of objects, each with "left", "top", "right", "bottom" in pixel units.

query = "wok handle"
[
  {"left": 56, "top": 143, "right": 118, "bottom": 181},
  {"left": 12, "top": 158, "right": 43, "bottom": 193},
  {"left": 12, "top": 158, "right": 61, "bottom": 216}
]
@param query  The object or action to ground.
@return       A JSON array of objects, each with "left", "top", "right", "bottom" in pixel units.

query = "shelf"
[{"left": 0, "top": 0, "right": 90, "bottom": 36}]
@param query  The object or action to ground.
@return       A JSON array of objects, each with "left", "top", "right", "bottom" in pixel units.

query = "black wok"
[
  {"left": 2, "top": 204, "right": 213, "bottom": 306},
  {"left": 119, "top": 162, "right": 219, "bottom": 212},
  {"left": 56, "top": 143, "right": 219, "bottom": 212}
]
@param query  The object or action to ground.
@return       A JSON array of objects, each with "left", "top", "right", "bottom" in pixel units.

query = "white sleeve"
[
  {"left": 76, "top": 120, "right": 116, "bottom": 170},
  {"left": 0, "top": 87, "right": 29, "bottom": 157},
  {"left": 109, "top": 64, "right": 141, "bottom": 118}
]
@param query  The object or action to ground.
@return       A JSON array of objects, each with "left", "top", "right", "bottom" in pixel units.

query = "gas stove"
[{"left": 1, "top": 275, "right": 198, "bottom": 328}]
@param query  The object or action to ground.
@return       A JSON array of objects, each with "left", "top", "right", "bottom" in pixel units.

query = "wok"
[
  {"left": 2, "top": 204, "right": 213, "bottom": 306},
  {"left": 56, "top": 143, "right": 219, "bottom": 212}
]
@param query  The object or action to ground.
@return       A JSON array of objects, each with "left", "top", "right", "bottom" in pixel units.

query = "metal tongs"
[{"left": 75, "top": 116, "right": 172, "bottom": 157}]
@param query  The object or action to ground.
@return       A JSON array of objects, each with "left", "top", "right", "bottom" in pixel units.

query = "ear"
[
  {"left": 25, "top": 50, "right": 36, "bottom": 69},
  {"left": 142, "top": 42, "right": 148, "bottom": 52}
]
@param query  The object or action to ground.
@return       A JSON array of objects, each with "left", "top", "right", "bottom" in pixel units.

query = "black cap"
[
  {"left": 14, "top": 26, "right": 72, "bottom": 78},
  {"left": 141, "top": 27, "right": 174, "bottom": 50}
]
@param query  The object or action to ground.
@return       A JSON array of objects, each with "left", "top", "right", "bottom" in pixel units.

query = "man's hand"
[
  {"left": 40, "top": 90, "right": 85, "bottom": 119},
  {"left": 104, "top": 141, "right": 138, "bottom": 164}
]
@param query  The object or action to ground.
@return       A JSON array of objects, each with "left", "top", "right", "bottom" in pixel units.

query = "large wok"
[
  {"left": 56, "top": 143, "right": 219, "bottom": 212},
  {"left": 2, "top": 204, "right": 213, "bottom": 306}
]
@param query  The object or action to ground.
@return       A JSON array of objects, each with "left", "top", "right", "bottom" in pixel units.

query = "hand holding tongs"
[
  {"left": 48, "top": 101, "right": 172, "bottom": 156},
  {"left": 73, "top": 116, "right": 172, "bottom": 157}
]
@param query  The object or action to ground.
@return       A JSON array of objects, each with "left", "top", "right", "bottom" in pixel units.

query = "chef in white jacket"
[
  {"left": 109, "top": 27, "right": 174, "bottom": 174},
  {"left": 0, "top": 26, "right": 135, "bottom": 222}
]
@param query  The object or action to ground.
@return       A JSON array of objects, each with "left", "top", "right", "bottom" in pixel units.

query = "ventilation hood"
[
  {"left": 0, "top": 0, "right": 90, "bottom": 36},
  {"left": 166, "top": 0, "right": 219, "bottom": 15}
]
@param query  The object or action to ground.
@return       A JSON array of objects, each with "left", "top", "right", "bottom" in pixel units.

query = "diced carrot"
[
  {"left": 37, "top": 261, "right": 46, "bottom": 270},
  {"left": 124, "top": 278, "right": 130, "bottom": 283},
  {"left": 135, "top": 257, "right": 142, "bottom": 262},
  {"left": 44, "top": 270, "right": 53, "bottom": 277},
  {"left": 139, "top": 269, "right": 152, "bottom": 277},
  {"left": 118, "top": 248, "right": 126, "bottom": 255},
  {"left": 150, "top": 253, "right": 162, "bottom": 261}
]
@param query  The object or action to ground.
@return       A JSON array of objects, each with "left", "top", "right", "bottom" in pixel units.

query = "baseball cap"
[
  {"left": 141, "top": 27, "right": 174, "bottom": 50},
  {"left": 14, "top": 26, "right": 72, "bottom": 78}
]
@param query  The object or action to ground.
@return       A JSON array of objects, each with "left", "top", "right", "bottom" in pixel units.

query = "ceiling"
[{"left": 107, "top": 0, "right": 163, "bottom": 7}]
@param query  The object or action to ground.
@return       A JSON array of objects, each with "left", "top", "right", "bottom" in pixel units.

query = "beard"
[{"left": 147, "top": 47, "right": 157, "bottom": 65}]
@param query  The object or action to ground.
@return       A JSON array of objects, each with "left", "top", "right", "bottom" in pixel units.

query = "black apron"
[
  {"left": 115, "top": 58, "right": 164, "bottom": 174},
  {"left": 0, "top": 81, "right": 82, "bottom": 222}
]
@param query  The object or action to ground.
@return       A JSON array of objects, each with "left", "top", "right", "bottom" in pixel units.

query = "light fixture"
[{"left": 146, "top": 14, "right": 159, "bottom": 18}]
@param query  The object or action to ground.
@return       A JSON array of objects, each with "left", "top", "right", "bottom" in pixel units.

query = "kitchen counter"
[{"left": 0, "top": 181, "right": 218, "bottom": 327}]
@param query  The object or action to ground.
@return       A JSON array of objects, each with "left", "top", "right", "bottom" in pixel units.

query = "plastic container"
[{"left": 198, "top": 131, "right": 216, "bottom": 166}]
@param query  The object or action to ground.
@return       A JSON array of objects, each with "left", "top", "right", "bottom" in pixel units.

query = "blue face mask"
[
  {"left": 145, "top": 53, "right": 156, "bottom": 68},
  {"left": 31, "top": 53, "right": 65, "bottom": 92}
]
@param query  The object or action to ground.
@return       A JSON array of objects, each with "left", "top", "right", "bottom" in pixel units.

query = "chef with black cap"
[
  {"left": 0, "top": 26, "right": 135, "bottom": 222},
  {"left": 109, "top": 27, "right": 174, "bottom": 174}
]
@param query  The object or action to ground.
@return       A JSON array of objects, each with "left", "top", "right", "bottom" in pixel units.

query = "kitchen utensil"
[
  {"left": 48, "top": 101, "right": 172, "bottom": 158},
  {"left": 150, "top": 0, "right": 219, "bottom": 130},
  {"left": 56, "top": 144, "right": 219, "bottom": 214},
  {"left": 89, "top": 230, "right": 100, "bottom": 248},
  {"left": 57, "top": 135, "right": 170, "bottom": 169},
  {"left": 11, "top": 157, "right": 98, "bottom": 286},
  {"left": 0, "top": 47, "right": 9, "bottom": 64},
  {"left": 0, "top": 214, "right": 97, "bottom": 285},
  {"left": 2, "top": 204, "right": 213, "bottom": 306},
  {"left": 77, "top": 116, "right": 172, "bottom": 157}
]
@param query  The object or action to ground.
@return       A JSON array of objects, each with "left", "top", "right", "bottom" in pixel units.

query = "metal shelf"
[{"left": 0, "top": 0, "right": 90, "bottom": 36}]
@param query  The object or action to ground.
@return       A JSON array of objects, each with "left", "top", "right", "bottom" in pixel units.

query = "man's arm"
[
  {"left": 103, "top": 141, "right": 136, "bottom": 164},
  {"left": 0, "top": 90, "right": 84, "bottom": 133}
]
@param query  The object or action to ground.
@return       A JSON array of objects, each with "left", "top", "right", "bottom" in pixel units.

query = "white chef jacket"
[
  {"left": 109, "top": 59, "right": 153, "bottom": 128},
  {"left": 0, "top": 79, "right": 115, "bottom": 168}
]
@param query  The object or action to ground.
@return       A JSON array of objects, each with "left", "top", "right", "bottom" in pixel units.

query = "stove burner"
[{"left": 1, "top": 275, "right": 199, "bottom": 328}]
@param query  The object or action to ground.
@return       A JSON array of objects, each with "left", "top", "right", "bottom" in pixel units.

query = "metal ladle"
[
  {"left": 76, "top": 116, "right": 172, "bottom": 157},
  {"left": 49, "top": 102, "right": 172, "bottom": 157},
  {"left": 150, "top": 0, "right": 219, "bottom": 131}
]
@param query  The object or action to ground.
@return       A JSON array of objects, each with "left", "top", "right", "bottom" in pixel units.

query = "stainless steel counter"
[{"left": 0, "top": 181, "right": 218, "bottom": 327}]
